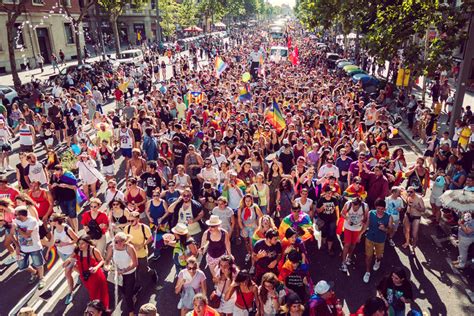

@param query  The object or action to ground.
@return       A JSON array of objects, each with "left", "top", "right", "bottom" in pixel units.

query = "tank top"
[
  {"left": 19, "top": 125, "right": 34, "bottom": 145},
  {"left": 119, "top": 129, "right": 133, "bottom": 149},
  {"left": 112, "top": 209, "right": 128, "bottom": 225},
  {"left": 100, "top": 147, "right": 114, "bottom": 166},
  {"left": 29, "top": 190, "right": 50, "bottom": 218},
  {"left": 235, "top": 288, "right": 255, "bottom": 309},
  {"left": 207, "top": 229, "right": 226, "bottom": 258},
  {"left": 113, "top": 247, "right": 136, "bottom": 275},
  {"left": 126, "top": 189, "right": 145, "bottom": 213},
  {"left": 53, "top": 225, "right": 74, "bottom": 256},
  {"left": 343, "top": 202, "right": 366, "bottom": 231},
  {"left": 149, "top": 200, "right": 166, "bottom": 220},
  {"left": 366, "top": 211, "right": 390, "bottom": 243}
]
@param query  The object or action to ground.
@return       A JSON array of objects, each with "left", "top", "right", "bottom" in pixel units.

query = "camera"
[{"left": 82, "top": 271, "right": 91, "bottom": 281}]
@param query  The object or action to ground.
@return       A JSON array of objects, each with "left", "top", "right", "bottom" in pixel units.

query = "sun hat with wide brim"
[
  {"left": 171, "top": 223, "right": 189, "bottom": 235},
  {"left": 314, "top": 280, "right": 334, "bottom": 295},
  {"left": 205, "top": 215, "right": 222, "bottom": 226}
]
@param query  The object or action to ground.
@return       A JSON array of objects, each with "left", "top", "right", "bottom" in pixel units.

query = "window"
[
  {"left": 14, "top": 23, "right": 25, "bottom": 49},
  {"left": 64, "top": 23, "right": 75, "bottom": 44},
  {"left": 32, "top": 0, "right": 45, "bottom": 5}
]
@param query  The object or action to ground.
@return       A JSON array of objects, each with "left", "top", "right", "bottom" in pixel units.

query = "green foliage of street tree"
[
  {"left": 0, "top": 0, "right": 29, "bottom": 90},
  {"left": 97, "top": 0, "right": 148, "bottom": 55},
  {"left": 178, "top": 0, "right": 199, "bottom": 29},
  {"left": 159, "top": 0, "right": 180, "bottom": 38}
]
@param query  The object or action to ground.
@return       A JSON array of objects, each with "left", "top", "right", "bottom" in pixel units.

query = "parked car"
[
  {"left": 48, "top": 63, "right": 93, "bottom": 83},
  {"left": 111, "top": 49, "right": 144, "bottom": 68},
  {"left": 0, "top": 85, "right": 19, "bottom": 104}
]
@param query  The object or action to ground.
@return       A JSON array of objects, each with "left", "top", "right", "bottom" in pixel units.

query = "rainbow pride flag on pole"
[
  {"left": 215, "top": 56, "right": 227, "bottom": 78},
  {"left": 265, "top": 100, "right": 286, "bottom": 133}
]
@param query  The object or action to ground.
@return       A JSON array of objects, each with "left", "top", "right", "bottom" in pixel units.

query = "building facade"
[{"left": 0, "top": 0, "right": 84, "bottom": 73}]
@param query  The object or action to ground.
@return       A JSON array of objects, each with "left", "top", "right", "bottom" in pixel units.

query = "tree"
[
  {"left": 159, "top": 0, "right": 180, "bottom": 38},
  {"left": 198, "top": 0, "right": 227, "bottom": 32},
  {"left": 61, "top": 0, "right": 97, "bottom": 65},
  {"left": 0, "top": 0, "right": 28, "bottom": 90},
  {"left": 178, "top": 0, "right": 198, "bottom": 29},
  {"left": 97, "top": 0, "right": 147, "bottom": 56}
]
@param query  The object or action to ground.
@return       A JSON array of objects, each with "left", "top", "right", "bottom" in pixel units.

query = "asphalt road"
[{"left": 1, "top": 47, "right": 473, "bottom": 316}]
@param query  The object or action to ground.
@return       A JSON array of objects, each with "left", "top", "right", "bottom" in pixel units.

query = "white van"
[
  {"left": 269, "top": 46, "right": 289, "bottom": 63},
  {"left": 112, "top": 49, "right": 143, "bottom": 67}
]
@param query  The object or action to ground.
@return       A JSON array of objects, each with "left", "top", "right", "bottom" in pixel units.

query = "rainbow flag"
[
  {"left": 221, "top": 178, "right": 246, "bottom": 201},
  {"left": 265, "top": 100, "right": 286, "bottom": 133},
  {"left": 46, "top": 247, "right": 58, "bottom": 269},
  {"left": 215, "top": 56, "right": 227, "bottom": 78},
  {"left": 278, "top": 212, "right": 313, "bottom": 242},
  {"left": 337, "top": 120, "right": 343, "bottom": 135},
  {"left": 238, "top": 83, "right": 252, "bottom": 102}
]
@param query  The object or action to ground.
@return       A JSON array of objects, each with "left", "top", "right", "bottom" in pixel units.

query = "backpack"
[
  {"left": 126, "top": 223, "right": 147, "bottom": 242},
  {"left": 87, "top": 218, "right": 103, "bottom": 240}
]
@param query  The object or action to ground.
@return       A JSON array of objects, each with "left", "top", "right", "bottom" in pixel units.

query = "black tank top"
[
  {"left": 100, "top": 147, "right": 114, "bottom": 166},
  {"left": 207, "top": 229, "right": 226, "bottom": 258}
]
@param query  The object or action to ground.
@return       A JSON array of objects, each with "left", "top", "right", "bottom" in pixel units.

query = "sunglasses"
[
  {"left": 152, "top": 194, "right": 160, "bottom": 197},
  {"left": 187, "top": 266, "right": 197, "bottom": 271},
  {"left": 408, "top": 191, "right": 414, "bottom": 194}
]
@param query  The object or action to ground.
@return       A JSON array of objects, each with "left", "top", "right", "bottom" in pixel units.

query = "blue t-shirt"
[
  {"left": 459, "top": 219, "right": 474, "bottom": 239},
  {"left": 385, "top": 197, "right": 403, "bottom": 223},
  {"left": 366, "top": 210, "right": 390, "bottom": 243}
]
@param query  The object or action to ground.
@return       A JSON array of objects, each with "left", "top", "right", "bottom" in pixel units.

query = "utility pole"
[{"left": 450, "top": 11, "right": 474, "bottom": 136}]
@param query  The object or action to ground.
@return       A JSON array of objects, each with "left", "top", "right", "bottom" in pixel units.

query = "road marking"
[
  {"left": 35, "top": 272, "right": 79, "bottom": 314},
  {"left": 466, "top": 289, "right": 474, "bottom": 303}
]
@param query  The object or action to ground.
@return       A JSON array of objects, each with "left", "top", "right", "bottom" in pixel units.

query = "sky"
[{"left": 268, "top": 0, "right": 296, "bottom": 8}]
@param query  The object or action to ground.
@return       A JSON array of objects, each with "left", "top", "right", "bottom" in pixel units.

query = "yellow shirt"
[
  {"left": 97, "top": 129, "right": 112, "bottom": 144},
  {"left": 126, "top": 224, "right": 152, "bottom": 258},
  {"left": 459, "top": 127, "right": 471, "bottom": 148}
]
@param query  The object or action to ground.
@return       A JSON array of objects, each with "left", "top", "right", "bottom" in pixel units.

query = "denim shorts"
[
  {"left": 17, "top": 250, "right": 45, "bottom": 270},
  {"left": 59, "top": 199, "right": 77, "bottom": 219}
]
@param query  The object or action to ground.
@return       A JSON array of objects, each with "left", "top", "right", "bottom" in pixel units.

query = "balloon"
[
  {"left": 242, "top": 72, "right": 251, "bottom": 82},
  {"left": 71, "top": 144, "right": 80, "bottom": 155},
  {"left": 392, "top": 128, "right": 398, "bottom": 136}
]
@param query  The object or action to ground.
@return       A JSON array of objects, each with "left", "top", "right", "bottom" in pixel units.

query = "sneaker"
[
  {"left": 389, "top": 239, "right": 395, "bottom": 247},
  {"left": 340, "top": 263, "right": 348, "bottom": 272},
  {"left": 345, "top": 258, "right": 352, "bottom": 266},
  {"left": 5, "top": 165, "right": 13, "bottom": 171},
  {"left": 249, "top": 266, "right": 255, "bottom": 274},
  {"left": 454, "top": 263, "right": 465, "bottom": 270},
  {"left": 65, "top": 293, "right": 73, "bottom": 305},
  {"left": 38, "top": 279, "right": 45, "bottom": 289},
  {"left": 28, "top": 273, "right": 38, "bottom": 284},
  {"left": 363, "top": 272, "right": 371, "bottom": 283},
  {"left": 373, "top": 260, "right": 381, "bottom": 271},
  {"left": 3, "top": 255, "right": 17, "bottom": 265},
  {"left": 245, "top": 254, "right": 251, "bottom": 262},
  {"left": 0, "top": 168, "right": 5, "bottom": 174}
]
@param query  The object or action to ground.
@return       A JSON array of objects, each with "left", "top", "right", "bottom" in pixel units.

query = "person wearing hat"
[
  {"left": 200, "top": 215, "right": 231, "bottom": 277},
  {"left": 168, "top": 223, "right": 198, "bottom": 272},
  {"left": 76, "top": 152, "right": 105, "bottom": 199},
  {"left": 308, "top": 280, "right": 340, "bottom": 316},
  {"left": 280, "top": 291, "right": 305, "bottom": 316}
]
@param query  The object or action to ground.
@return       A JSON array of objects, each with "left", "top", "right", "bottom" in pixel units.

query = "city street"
[
  {"left": 1, "top": 106, "right": 472, "bottom": 315},
  {"left": 0, "top": 4, "right": 473, "bottom": 315}
]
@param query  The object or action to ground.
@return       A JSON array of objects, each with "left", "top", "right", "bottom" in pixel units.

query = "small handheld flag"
[
  {"left": 238, "top": 83, "right": 252, "bottom": 102},
  {"left": 215, "top": 56, "right": 227, "bottom": 78},
  {"left": 265, "top": 100, "right": 286, "bottom": 133},
  {"left": 46, "top": 247, "right": 58, "bottom": 269}
]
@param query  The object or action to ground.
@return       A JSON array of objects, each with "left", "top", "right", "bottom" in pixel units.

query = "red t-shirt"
[
  {"left": 81, "top": 211, "right": 109, "bottom": 233},
  {"left": 0, "top": 187, "right": 20, "bottom": 204}
]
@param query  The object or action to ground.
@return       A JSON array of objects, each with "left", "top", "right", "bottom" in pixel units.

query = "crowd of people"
[{"left": 0, "top": 20, "right": 473, "bottom": 316}]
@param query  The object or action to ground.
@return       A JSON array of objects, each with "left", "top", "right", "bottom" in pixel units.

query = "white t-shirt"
[
  {"left": 294, "top": 197, "right": 313, "bottom": 214},
  {"left": 199, "top": 167, "right": 219, "bottom": 183},
  {"left": 318, "top": 164, "right": 340, "bottom": 179},
  {"left": 0, "top": 128, "right": 10, "bottom": 145},
  {"left": 105, "top": 189, "right": 125, "bottom": 204},
  {"left": 385, "top": 196, "right": 404, "bottom": 223},
  {"left": 210, "top": 154, "right": 227, "bottom": 169},
  {"left": 211, "top": 206, "right": 234, "bottom": 233},
  {"left": 53, "top": 225, "right": 75, "bottom": 256},
  {"left": 26, "top": 162, "right": 48, "bottom": 185},
  {"left": 14, "top": 216, "right": 42, "bottom": 253}
]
